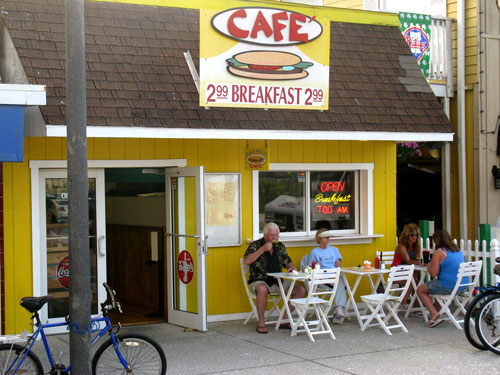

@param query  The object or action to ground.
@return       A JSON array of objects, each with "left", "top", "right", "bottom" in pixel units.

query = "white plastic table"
[
  {"left": 267, "top": 271, "right": 310, "bottom": 331},
  {"left": 340, "top": 266, "right": 391, "bottom": 328},
  {"left": 404, "top": 264, "right": 430, "bottom": 322}
]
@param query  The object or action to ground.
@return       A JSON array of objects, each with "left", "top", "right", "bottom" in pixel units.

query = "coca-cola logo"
[{"left": 57, "top": 256, "right": 69, "bottom": 289}]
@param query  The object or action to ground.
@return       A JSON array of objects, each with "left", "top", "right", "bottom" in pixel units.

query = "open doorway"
[
  {"left": 104, "top": 168, "right": 166, "bottom": 325},
  {"left": 397, "top": 143, "right": 442, "bottom": 235}
]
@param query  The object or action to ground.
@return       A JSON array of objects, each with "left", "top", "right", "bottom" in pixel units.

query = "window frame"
[{"left": 252, "top": 163, "right": 374, "bottom": 244}]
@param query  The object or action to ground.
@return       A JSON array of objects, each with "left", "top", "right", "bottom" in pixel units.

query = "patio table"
[
  {"left": 267, "top": 271, "right": 310, "bottom": 331},
  {"left": 404, "top": 264, "right": 430, "bottom": 322},
  {"left": 340, "top": 266, "right": 391, "bottom": 328}
]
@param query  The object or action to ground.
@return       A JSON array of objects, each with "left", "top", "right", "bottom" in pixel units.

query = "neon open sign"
[{"left": 314, "top": 180, "right": 351, "bottom": 215}]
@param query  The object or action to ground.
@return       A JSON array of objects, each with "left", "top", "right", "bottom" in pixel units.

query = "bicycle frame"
[{"left": 4, "top": 313, "right": 128, "bottom": 374}]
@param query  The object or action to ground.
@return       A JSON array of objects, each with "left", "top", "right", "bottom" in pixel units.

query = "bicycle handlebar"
[{"left": 102, "top": 282, "right": 122, "bottom": 314}]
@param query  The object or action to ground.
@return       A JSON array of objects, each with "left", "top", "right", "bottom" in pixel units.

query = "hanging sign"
[
  {"left": 200, "top": 7, "right": 330, "bottom": 110},
  {"left": 399, "top": 12, "right": 431, "bottom": 78},
  {"left": 245, "top": 144, "right": 270, "bottom": 170},
  {"left": 177, "top": 250, "right": 194, "bottom": 284}
]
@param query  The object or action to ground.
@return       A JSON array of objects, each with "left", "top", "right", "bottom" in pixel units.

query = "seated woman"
[
  {"left": 392, "top": 223, "right": 422, "bottom": 305},
  {"left": 308, "top": 228, "right": 347, "bottom": 324},
  {"left": 416, "top": 229, "right": 468, "bottom": 327}
]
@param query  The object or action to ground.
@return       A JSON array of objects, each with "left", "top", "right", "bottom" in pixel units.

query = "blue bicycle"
[{"left": 0, "top": 283, "right": 166, "bottom": 374}]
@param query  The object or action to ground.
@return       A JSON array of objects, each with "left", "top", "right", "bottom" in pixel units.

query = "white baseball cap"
[{"left": 318, "top": 230, "right": 332, "bottom": 238}]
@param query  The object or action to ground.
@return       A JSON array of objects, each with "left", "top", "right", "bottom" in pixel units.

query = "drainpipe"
[{"left": 457, "top": 0, "right": 468, "bottom": 240}]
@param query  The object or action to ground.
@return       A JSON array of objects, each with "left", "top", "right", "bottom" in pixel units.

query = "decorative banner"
[
  {"left": 399, "top": 12, "right": 431, "bottom": 77},
  {"left": 200, "top": 7, "right": 330, "bottom": 110},
  {"left": 177, "top": 250, "right": 194, "bottom": 285},
  {"left": 245, "top": 144, "right": 269, "bottom": 170}
]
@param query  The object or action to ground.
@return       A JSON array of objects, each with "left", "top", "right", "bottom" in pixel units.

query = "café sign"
[
  {"left": 200, "top": 6, "right": 330, "bottom": 110},
  {"left": 211, "top": 7, "right": 323, "bottom": 46}
]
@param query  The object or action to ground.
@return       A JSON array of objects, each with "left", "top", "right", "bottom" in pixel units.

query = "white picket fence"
[{"left": 396, "top": 237, "right": 500, "bottom": 286}]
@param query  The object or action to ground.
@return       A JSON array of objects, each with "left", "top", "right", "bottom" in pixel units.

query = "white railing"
[
  {"left": 429, "top": 16, "right": 454, "bottom": 97},
  {"left": 395, "top": 237, "right": 500, "bottom": 286}
]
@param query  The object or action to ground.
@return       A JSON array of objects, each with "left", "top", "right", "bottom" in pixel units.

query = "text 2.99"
[
  {"left": 304, "top": 88, "right": 323, "bottom": 105},
  {"left": 206, "top": 84, "right": 228, "bottom": 102}
]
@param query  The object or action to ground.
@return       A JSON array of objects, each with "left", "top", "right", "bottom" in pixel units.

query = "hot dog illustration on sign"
[
  {"left": 227, "top": 51, "right": 313, "bottom": 80},
  {"left": 177, "top": 250, "right": 194, "bottom": 284}
]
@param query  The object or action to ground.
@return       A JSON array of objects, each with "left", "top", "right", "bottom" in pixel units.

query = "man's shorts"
[
  {"left": 250, "top": 280, "right": 291, "bottom": 294},
  {"left": 427, "top": 279, "right": 453, "bottom": 295}
]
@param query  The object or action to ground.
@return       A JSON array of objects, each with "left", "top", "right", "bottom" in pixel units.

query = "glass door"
[
  {"left": 165, "top": 167, "right": 207, "bottom": 331},
  {"left": 39, "top": 169, "right": 106, "bottom": 332}
]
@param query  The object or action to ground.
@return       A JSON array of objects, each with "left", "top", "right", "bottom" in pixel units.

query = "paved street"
[{"left": 36, "top": 316, "right": 500, "bottom": 374}]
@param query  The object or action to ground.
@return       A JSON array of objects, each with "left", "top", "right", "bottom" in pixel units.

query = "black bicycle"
[{"left": 0, "top": 283, "right": 167, "bottom": 374}]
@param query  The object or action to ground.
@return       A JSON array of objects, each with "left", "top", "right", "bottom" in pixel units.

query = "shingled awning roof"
[{"left": 0, "top": 0, "right": 453, "bottom": 141}]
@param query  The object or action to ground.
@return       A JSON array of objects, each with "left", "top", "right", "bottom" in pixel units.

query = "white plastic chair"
[
  {"left": 380, "top": 250, "right": 395, "bottom": 266},
  {"left": 289, "top": 268, "right": 341, "bottom": 342},
  {"left": 432, "top": 260, "right": 482, "bottom": 329},
  {"left": 360, "top": 265, "right": 414, "bottom": 335},
  {"left": 240, "top": 259, "right": 282, "bottom": 325}
]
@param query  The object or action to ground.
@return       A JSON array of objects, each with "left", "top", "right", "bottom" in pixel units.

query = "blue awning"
[{"left": 0, "top": 105, "right": 24, "bottom": 162}]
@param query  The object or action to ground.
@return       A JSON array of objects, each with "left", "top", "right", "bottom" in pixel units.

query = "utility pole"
[{"left": 66, "top": 0, "right": 91, "bottom": 374}]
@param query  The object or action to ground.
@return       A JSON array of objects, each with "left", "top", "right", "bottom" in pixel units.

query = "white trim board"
[
  {"left": 0, "top": 84, "right": 46, "bottom": 105},
  {"left": 29, "top": 159, "right": 187, "bottom": 169},
  {"left": 46, "top": 125, "right": 454, "bottom": 142}
]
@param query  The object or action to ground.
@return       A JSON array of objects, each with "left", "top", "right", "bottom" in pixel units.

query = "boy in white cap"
[{"left": 308, "top": 228, "right": 347, "bottom": 324}]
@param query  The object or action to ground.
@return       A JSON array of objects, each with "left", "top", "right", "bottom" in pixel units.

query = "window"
[{"left": 252, "top": 163, "right": 373, "bottom": 240}]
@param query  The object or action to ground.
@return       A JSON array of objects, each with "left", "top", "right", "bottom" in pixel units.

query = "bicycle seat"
[{"left": 20, "top": 296, "right": 53, "bottom": 313}]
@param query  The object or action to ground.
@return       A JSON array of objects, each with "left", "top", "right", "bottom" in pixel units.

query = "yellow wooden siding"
[
  {"left": 3, "top": 137, "right": 396, "bottom": 332},
  {"left": 3, "top": 145, "right": 34, "bottom": 334},
  {"left": 447, "top": 90, "right": 476, "bottom": 240},
  {"left": 448, "top": 0, "right": 478, "bottom": 87},
  {"left": 324, "top": 0, "right": 363, "bottom": 9},
  {"left": 465, "top": 90, "right": 476, "bottom": 239}
]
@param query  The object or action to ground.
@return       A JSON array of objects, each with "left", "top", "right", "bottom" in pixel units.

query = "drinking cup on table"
[
  {"left": 315, "top": 263, "right": 321, "bottom": 270},
  {"left": 423, "top": 251, "right": 430, "bottom": 264}
]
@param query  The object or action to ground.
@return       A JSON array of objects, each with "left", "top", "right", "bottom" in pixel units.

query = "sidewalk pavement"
[{"left": 37, "top": 316, "right": 499, "bottom": 374}]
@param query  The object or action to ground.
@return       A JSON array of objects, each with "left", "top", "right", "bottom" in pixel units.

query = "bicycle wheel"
[
  {"left": 475, "top": 294, "right": 500, "bottom": 355},
  {"left": 464, "top": 293, "right": 490, "bottom": 350},
  {"left": 92, "top": 333, "right": 166, "bottom": 375},
  {"left": 0, "top": 343, "right": 44, "bottom": 375}
]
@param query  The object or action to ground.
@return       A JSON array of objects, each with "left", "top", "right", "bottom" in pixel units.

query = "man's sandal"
[{"left": 256, "top": 326, "right": 268, "bottom": 334}]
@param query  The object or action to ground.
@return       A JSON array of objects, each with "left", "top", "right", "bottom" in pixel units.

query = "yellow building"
[{"left": 0, "top": 0, "right": 452, "bottom": 333}]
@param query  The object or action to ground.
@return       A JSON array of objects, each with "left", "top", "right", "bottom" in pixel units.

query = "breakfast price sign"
[{"left": 200, "top": 7, "right": 330, "bottom": 110}]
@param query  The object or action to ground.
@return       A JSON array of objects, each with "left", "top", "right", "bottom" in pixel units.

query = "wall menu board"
[{"left": 205, "top": 173, "right": 241, "bottom": 247}]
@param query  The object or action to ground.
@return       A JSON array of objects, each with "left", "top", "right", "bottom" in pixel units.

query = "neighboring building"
[{"left": 0, "top": 0, "right": 452, "bottom": 333}]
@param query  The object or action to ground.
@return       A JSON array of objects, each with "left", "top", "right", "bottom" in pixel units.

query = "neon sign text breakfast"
[{"left": 314, "top": 180, "right": 351, "bottom": 215}]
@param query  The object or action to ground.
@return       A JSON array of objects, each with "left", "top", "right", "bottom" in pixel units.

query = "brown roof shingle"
[{"left": 0, "top": 0, "right": 453, "bottom": 135}]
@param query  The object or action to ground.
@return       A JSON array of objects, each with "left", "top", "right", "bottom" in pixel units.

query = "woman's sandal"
[
  {"left": 426, "top": 319, "right": 444, "bottom": 328},
  {"left": 256, "top": 326, "right": 268, "bottom": 334}
]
